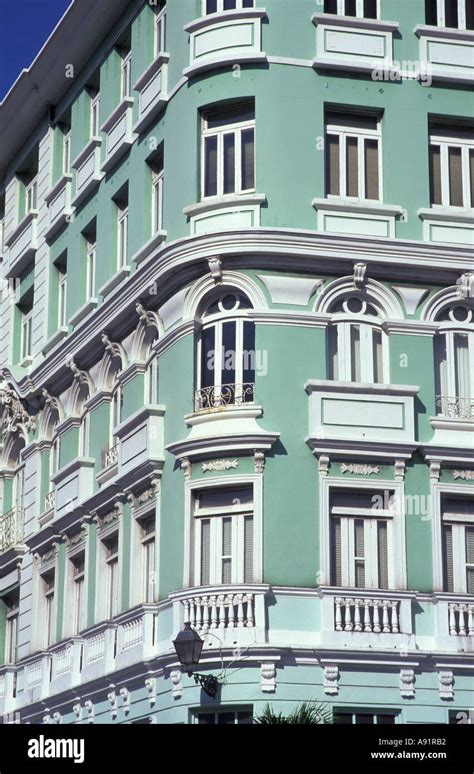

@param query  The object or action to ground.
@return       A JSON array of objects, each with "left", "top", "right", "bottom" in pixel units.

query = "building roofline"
[{"left": 0, "top": 0, "right": 141, "bottom": 183}]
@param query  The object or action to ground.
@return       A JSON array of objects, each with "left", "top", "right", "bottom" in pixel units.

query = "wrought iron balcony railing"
[
  {"left": 194, "top": 382, "right": 255, "bottom": 412},
  {"left": 436, "top": 395, "right": 474, "bottom": 420},
  {"left": 0, "top": 507, "right": 24, "bottom": 554}
]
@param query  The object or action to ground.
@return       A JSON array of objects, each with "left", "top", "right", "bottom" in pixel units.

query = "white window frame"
[
  {"left": 117, "top": 205, "right": 128, "bottom": 269},
  {"left": 203, "top": 0, "right": 255, "bottom": 14},
  {"left": 441, "top": 497, "right": 474, "bottom": 593},
  {"left": 110, "top": 381, "right": 123, "bottom": 446},
  {"left": 431, "top": 0, "right": 469, "bottom": 29},
  {"left": 320, "top": 478, "right": 407, "bottom": 590},
  {"left": 430, "top": 131, "right": 474, "bottom": 209},
  {"left": 43, "top": 571, "right": 56, "bottom": 648},
  {"left": 103, "top": 534, "right": 120, "bottom": 619},
  {"left": 80, "top": 410, "right": 90, "bottom": 457},
  {"left": 58, "top": 269, "right": 67, "bottom": 328},
  {"left": 146, "top": 355, "right": 159, "bottom": 404},
  {"left": 90, "top": 92, "right": 100, "bottom": 138},
  {"left": 436, "top": 325, "right": 474, "bottom": 401},
  {"left": 334, "top": 710, "right": 398, "bottom": 724},
  {"left": 50, "top": 432, "right": 60, "bottom": 477},
  {"left": 21, "top": 307, "right": 33, "bottom": 361},
  {"left": 329, "top": 297, "right": 389, "bottom": 384},
  {"left": 184, "top": 475, "right": 263, "bottom": 588},
  {"left": 5, "top": 594, "right": 19, "bottom": 664},
  {"left": 25, "top": 176, "right": 38, "bottom": 213},
  {"left": 63, "top": 130, "right": 71, "bottom": 175},
  {"left": 194, "top": 708, "right": 254, "bottom": 724},
  {"left": 154, "top": 4, "right": 167, "bottom": 56},
  {"left": 152, "top": 168, "right": 164, "bottom": 233},
  {"left": 141, "top": 516, "right": 156, "bottom": 603},
  {"left": 120, "top": 51, "right": 132, "bottom": 100},
  {"left": 86, "top": 240, "right": 96, "bottom": 300},
  {"left": 69, "top": 552, "right": 86, "bottom": 635},
  {"left": 326, "top": 116, "right": 382, "bottom": 203},
  {"left": 201, "top": 111, "right": 256, "bottom": 200}
]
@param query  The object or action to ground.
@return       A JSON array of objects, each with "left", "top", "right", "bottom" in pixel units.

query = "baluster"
[
  {"left": 458, "top": 604, "right": 467, "bottom": 636},
  {"left": 237, "top": 594, "right": 245, "bottom": 627},
  {"left": 246, "top": 595, "right": 254, "bottom": 627},
  {"left": 202, "top": 596, "right": 210, "bottom": 631},
  {"left": 354, "top": 599, "right": 362, "bottom": 632},
  {"left": 382, "top": 600, "right": 390, "bottom": 633},
  {"left": 449, "top": 604, "right": 457, "bottom": 636},
  {"left": 210, "top": 596, "right": 218, "bottom": 629},
  {"left": 391, "top": 601, "right": 399, "bottom": 634},
  {"left": 373, "top": 601, "right": 381, "bottom": 633},
  {"left": 364, "top": 599, "right": 372, "bottom": 632},
  {"left": 183, "top": 599, "right": 190, "bottom": 625},
  {"left": 227, "top": 595, "right": 235, "bottom": 629},
  {"left": 196, "top": 597, "right": 203, "bottom": 632},
  {"left": 468, "top": 605, "right": 474, "bottom": 637},
  {"left": 217, "top": 595, "right": 226, "bottom": 629},
  {"left": 335, "top": 598, "right": 343, "bottom": 631},
  {"left": 344, "top": 599, "right": 353, "bottom": 632}
]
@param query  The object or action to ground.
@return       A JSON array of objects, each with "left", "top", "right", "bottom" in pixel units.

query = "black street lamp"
[{"left": 172, "top": 622, "right": 220, "bottom": 699}]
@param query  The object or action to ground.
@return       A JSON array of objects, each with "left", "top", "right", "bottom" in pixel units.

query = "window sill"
[
  {"left": 313, "top": 199, "right": 404, "bottom": 239},
  {"left": 313, "top": 198, "right": 403, "bottom": 217},
  {"left": 42, "top": 327, "right": 68, "bottom": 355},
  {"left": 4, "top": 209, "right": 38, "bottom": 249},
  {"left": 184, "top": 193, "right": 266, "bottom": 218},
  {"left": 98, "top": 266, "right": 131, "bottom": 299},
  {"left": 414, "top": 24, "right": 474, "bottom": 41},
  {"left": 101, "top": 97, "right": 135, "bottom": 174},
  {"left": 133, "top": 52, "right": 170, "bottom": 135},
  {"left": 44, "top": 172, "right": 73, "bottom": 205},
  {"left": 132, "top": 229, "right": 167, "bottom": 266},
  {"left": 184, "top": 8, "right": 267, "bottom": 35},
  {"left": 418, "top": 207, "right": 474, "bottom": 223},
  {"left": 18, "top": 356, "right": 33, "bottom": 369},
  {"left": 312, "top": 12, "right": 399, "bottom": 32},
  {"left": 68, "top": 298, "right": 98, "bottom": 328},
  {"left": 418, "top": 208, "right": 474, "bottom": 246}
]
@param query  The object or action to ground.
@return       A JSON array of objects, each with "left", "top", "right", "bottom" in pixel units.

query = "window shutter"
[
  {"left": 222, "top": 517, "right": 232, "bottom": 583},
  {"left": 326, "top": 134, "right": 340, "bottom": 196},
  {"left": 468, "top": 0, "right": 474, "bottom": 29},
  {"left": 331, "top": 518, "right": 342, "bottom": 586},
  {"left": 200, "top": 520, "right": 211, "bottom": 585},
  {"left": 377, "top": 521, "right": 389, "bottom": 589},
  {"left": 241, "top": 128, "right": 255, "bottom": 191},
  {"left": 429, "top": 145, "right": 442, "bottom": 205},
  {"left": 442, "top": 525, "right": 454, "bottom": 592},
  {"left": 434, "top": 333, "right": 448, "bottom": 397},
  {"left": 354, "top": 519, "right": 365, "bottom": 587},
  {"left": 244, "top": 515, "right": 254, "bottom": 583},
  {"left": 346, "top": 137, "right": 359, "bottom": 197},
  {"left": 448, "top": 147, "right": 463, "bottom": 206},
  {"left": 364, "top": 139, "right": 379, "bottom": 200},
  {"left": 466, "top": 528, "right": 474, "bottom": 594}
]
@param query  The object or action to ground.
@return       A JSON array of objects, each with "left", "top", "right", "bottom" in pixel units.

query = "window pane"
[
  {"left": 331, "top": 518, "right": 342, "bottom": 586},
  {"left": 467, "top": 0, "right": 474, "bottom": 29},
  {"left": 373, "top": 328, "right": 383, "bottom": 383},
  {"left": 206, "top": 0, "right": 217, "bottom": 13},
  {"left": 454, "top": 333, "right": 470, "bottom": 398},
  {"left": 244, "top": 515, "right": 254, "bottom": 583},
  {"left": 443, "top": 525, "right": 454, "bottom": 592},
  {"left": 204, "top": 135, "right": 218, "bottom": 197},
  {"left": 198, "top": 713, "right": 216, "bottom": 724},
  {"left": 377, "top": 521, "right": 389, "bottom": 589},
  {"left": 448, "top": 147, "right": 463, "bottom": 206},
  {"left": 198, "top": 487, "right": 253, "bottom": 510},
  {"left": 354, "top": 519, "right": 365, "bottom": 587},
  {"left": 470, "top": 149, "right": 474, "bottom": 207},
  {"left": 345, "top": 0, "right": 357, "bottom": 15},
  {"left": 378, "top": 715, "right": 396, "bottom": 724},
  {"left": 365, "top": 139, "right": 379, "bottom": 200},
  {"left": 350, "top": 325, "right": 361, "bottom": 381},
  {"left": 217, "top": 712, "right": 237, "bottom": 724},
  {"left": 206, "top": 103, "right": 255, "bottom": 130},
  {"left": 222, "top": 517, "right": 232, "bottom": 584},
  {"left": 243, "top": 321, "right": 255, "bottom": 385},
  {"left": 224, "top": 0, "right": 237, "bottom": 8},
  {"left": 445, "top": 0, "right": 459, "bottom": 27},
  {"left": 236, "top": 711, "right": 253, "bottom": 724},
  {"left": 201, "top": 520, "right": 211, "bottom": 586},
  {"left": 326, "top": 134, "right": 340, "bottom": 196},
  {"left": 466, "top": 528, "right": 474, "bottom": 594},
  {"left": 364, "top": 0, "right": 377, "bottom": 18},
  {"left": 241, "top": 128, "right": 255, "bottom": 190},
  {"left": 355, "top": 714, "right": 374, "bottom": 724},
  {"left": 222, "top": 321, "right": 236, "bottom": 386},
  {"left": 242, "top": 0, "right": 254, "bottom": 6},
  {"left": 346, "top": 137, "right": 359, "bottom": 197},
  {"left": 324, "top": 0, "right": 338, "bottom": 11},
  {"left": 201, "top": 326, "right": 215, "bottom": 388},
  {"left": 223, "top": 133, "right": 235, "bottom": 194},
  {"left": 334, "top": 712, "right": 353, "bottom": 724},
  {"left": 425, "top": 0, "right": 438, "bottom": 24},
  {"left": 429, "top": 145, "right": 442, "bottom": 205}
]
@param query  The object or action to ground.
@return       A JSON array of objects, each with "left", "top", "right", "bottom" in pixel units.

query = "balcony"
[
  {"left": 448, "top": 601, "right": 474, "bottom": 637},
  {"left": 0, "top": 668, "right": 17, "bottom": 716},
  {"left": 133, "top": 53, "right": 169, "bottom": 135},
  {"left": 430, "top": 395, "right": 474, "bottom": 445},
  {"left": 96, "top": 443, "right": 119, "bottom": 486},
  {"left": 39, "top": 489, "right": 55, "bottom": 526},
  {"left": 194, "top": 382, "right": 255, "bottom": 412},
  {"left": 312, "top": 13, "right": 399, "bottom": 75},
  {"left": 305, "top": 380, "right": 419, "bottom": 457},
  {"left": 433, "top": 594, "right": 474, "bottom": 651},
  {"left": 71, "top": 137, "right": 103, "bottom": 208},
  {"left": 415, "top": 25, "right": 474, "bottom": 84},
  {"left": 101, "top": 98, "right": 134, "bottom": 174},
  {"left": 44, "top": 173, "right": 73, "bottom": 241},
  {"left": 113, "top": 405, "right": 165, "bottom": 490},
  {"left": 436, "top": 395, "right": 474, "bottom": 420},
  {"left": 50, "top": 458, "right": 95, "bottom": 520},
  {"left": 0, "top": 507, "right": 24, "bottom": 555},
  {"left": 184, "top": 9, "right": 267, "bottom": 78},
  {"left": 4, "top": 211, "right": 38, "bottom": 276}
]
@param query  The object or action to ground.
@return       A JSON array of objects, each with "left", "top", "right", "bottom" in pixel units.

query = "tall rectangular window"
[
  {"left": 196, "top": 709, "right": 253, "bottom": 724},
  {"left": 115, "top": 189, "right": 129, "bottom": 270},
  {"left": 3, "top": 590, "right": 19, "bottom": 664},
  {"left": 86, "top": 240, "right": 96, "bottom": 300},
  {"left": 90, "top": 91, "right": 100, "bottom": 138},
  {"left": 154, "top": 2, "right": 167, "bottom": 55},
  {"left": 193, "top": 487, "right": 254, "bottom": 585},
  {"left": 429, "top": 124, "right": 474, "bottom": 208},
  {"left": 71, "top": 553, "right": 86, "bottom": 635},
  {"left": 334, "top": 711, "right": 397, "bottom": 724},
  {"left": 205, "top": 0, "right": 254, "bottom": 13},
  {"left": 326, "top": 112, "right": 381, "bottom": 201},
  {"left": 330, "top": 489, "right": 394, "bottom": 589},
  {"left": 120, "top": 50, "right": 132, "bottom": 100},
  {"left": 42, "top": 571, "right": 55, "bottom": 648},
  {"left": 442, "top": 496, "right": 474, "bottom": 593},
  {"left": 150, "top": 157, "right": 164, "bottom": 234},
  {"left": 63, "top": 129, "right": 71, "bottom": 175},
  {"left": 20, "top": 298, "right": 33, "bottom": 361},
  {"left": 103, "top": 534, "right": 120, "bottom": 618},
  {"left": 426, "top": 0, "right": 474, "bottom": 29},
  {"left": 141, "top": 516, "right": 156, "bottom": 603},
  {"left": 324, "top": 0, "right": 379, "bottom": 18},
  {"left": 201, "top": 102, "right": 255, "bottom": 199},
  {"left": 58, "top": 268, "right": 67, "bottom": 328},
  {"left": 25, "top": 176, "right": 38, "bottom": 213}
]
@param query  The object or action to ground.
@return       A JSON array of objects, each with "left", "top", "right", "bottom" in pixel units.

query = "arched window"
[
  {"left": 327, "top": 293, "right": 387, "bottom": 384},
  {"left": 434, "top": 302, "right": 474, "bottom": 418},
  {"left": 196, "top": 290, "right": 255, "bottom": 409}
]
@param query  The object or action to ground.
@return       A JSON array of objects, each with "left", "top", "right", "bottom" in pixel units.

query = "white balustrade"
[
  {"left": 52, "top": 645, "right": 73, "bottom": 680},
  {"left": 117, "top": 617, "right": 143, "bottom": 653},
  {"left": 183, "top": 593, "right": 255, "bottom": 632},
  {"left": 448, "top": 603, "right": 474, "bottom": 636},
  {"left": 335, "top": 597, "right": 400, "bottom": 634},
  {"left": 26, "top": 659, "right": 44, "bottom": 687},
  {"left": 83, "top": 632, "right": 106, "bottom": 665}
]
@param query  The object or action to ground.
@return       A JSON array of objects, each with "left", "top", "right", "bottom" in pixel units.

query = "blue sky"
[{"left": 0, "top": 0, "right": 72, "bottom": 100}]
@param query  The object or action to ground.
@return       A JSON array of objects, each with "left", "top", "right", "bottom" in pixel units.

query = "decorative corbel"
[
  {"left": 84, "top": 699, "right": 94, "bottom": 724},
  {"left": 101, "top": 334, "right": 127, "bottom": 365},
  {"left": 107, "top": 686, "right": 118, "bottom": 720},
  {"left": 66, "top": 358, "right": 93, "bottom": 391},
  {"left": 353, "top": 262, "right": 367, "bottom": 288},
  {"left": 323, "top": 665, "right": 339, "bottom": 696},
  {"left": 170, "top": 670, "right": 183, "bottom": 700},
  {"left": 72, "top": 701, "right": 82, "bottom": 721},
  {"left": 260, "top": 663, "right": 276, "bottom": 693},
  {"left": 456, "top": 272, "right": 474, "bottom": 300},
  {"left": 145, "top": 677, "right": 156, "bottom": 707},
  {"left": 400, "top": 669, "right": 415, "bottom": 698},
  {"left": 430, "top": 461, "right": 441, "bottom": 481},
  {"left": 42, "top": 389, "right": 64, "bottom": 419},
  {"left": 394, "top": 460, "right": 406, "bottom": 482},
  {"left": 319, "top": 455, "right": 330, "bottom": 477},
  {"left": 438, "top": 670, "right": 454, "bottom": 700},
  {"left": 254, "top": 450, "right": 265, "bottom": 474},
  {"left": 52, "top": 711, "right": 62, "bottom": 724},
  {"left": 136, "top": 302, "right": 163, "bottom": 332},
  {"left": 119, "top": 687, "right": 130, "bottom": 715},
  {"left": 207, "top": 256, "right": 223, "bottom": 283},
  {"left": 181, "top": 458, "right": 191, "bottom": 479}
]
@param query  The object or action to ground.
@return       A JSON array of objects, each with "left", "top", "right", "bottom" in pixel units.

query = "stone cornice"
[{"left": 2, "top": 229, "right": 472, "bottom": 398}]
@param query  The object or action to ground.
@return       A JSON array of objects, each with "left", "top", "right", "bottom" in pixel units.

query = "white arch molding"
[
  {"left": 182, "top": 271, "right": 268, "bottom": 321},
  {"left": 314, "top": 276, "right": 404, "bottom": 320}
]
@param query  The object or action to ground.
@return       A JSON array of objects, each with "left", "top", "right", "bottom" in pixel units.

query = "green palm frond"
[{"left": 254, "top": 701, "right": 333, "bottom": 725}]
